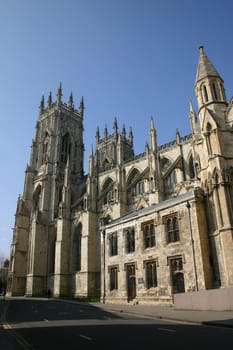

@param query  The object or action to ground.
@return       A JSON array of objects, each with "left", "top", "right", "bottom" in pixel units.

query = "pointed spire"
[
  {"left": 189, "top": 100, "right": 196, "bottom": 118},
  {"left": 79, "top": 96, "right": 84, "bottom": 118},
  {"left": 79, "top": 96, "right": 84, "bottom": 109},
  {"left": 40, "top": 95, "right": 44, "bottom": 114},
  {"left": 121, "top": 124, "right": 126, "bottom": 139},
  {"left": 176, "top": 128, "right": 181, "bottom": 144},
  {"left": 150, "top": 116, "right": 157, "bottom": 152},
  {"left": 68, "top": 92, "right": 74, "bottom": 110},
  {"left": 96, "top": 126, "right": 100, "bottom": 143},
  {"left": 150, "top": 116, "right": 155, "bottom": 130},
  {"left": 129, "top": 126, "right": 133, "bottom": 146},
  {"left": 89, "top": 144, "right": 94, "bottom": 176},
  {"left": 104, "top": 124, "right": 108, "bottom": 139},
  {"left": 113, "top": 117, "right": 118, "bottom": 137},
  {"left": 56, "top": 82, "right": 63, "bottom": 105},
  {"left": 189, "top": 100, "right": 200, "bottom": 134},
  {"left": 47, "top": 91, "right": 52, "bottom": 107},
  {"left": 195, "top": 46, "right": 221, "bottom": 85}
]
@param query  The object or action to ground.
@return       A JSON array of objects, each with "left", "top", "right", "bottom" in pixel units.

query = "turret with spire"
[{"left": 195, "top": 46, "right": 227, "bottom": 116}]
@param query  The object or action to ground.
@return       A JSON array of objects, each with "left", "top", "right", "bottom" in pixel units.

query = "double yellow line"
[{"left": 1, "top": 301, "right": 34, "bottom": 350}]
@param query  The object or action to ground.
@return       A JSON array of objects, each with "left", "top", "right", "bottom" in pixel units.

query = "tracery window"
[
  {"left": 145, "top": 260, "right": 157, "bottom": 289},
  {"left": 109, "top": 233, "right": 118, "bottom": 256},
  {"left": 142, "top": 222, "right": 155, "bottom": 249},
  {"left": 166, "top": 216, "right": 180, "bottom": 243},
  {"left": 60, "top": 133, "right": 71, "bottom": 163},
  {"left": 125, "top": 228, "right": 135, "bottom": 253}
]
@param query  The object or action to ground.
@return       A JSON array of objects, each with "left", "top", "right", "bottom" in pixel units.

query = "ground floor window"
[{"left": 145, "top": 260, "right": 157, "bottom": 288}]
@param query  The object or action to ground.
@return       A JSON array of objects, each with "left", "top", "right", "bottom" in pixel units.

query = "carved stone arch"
[
  {"left": 126, "top": 167, "right": 141, "bottom": 187},
  {"left": 101, "top": 177, "right": 115, "bottom": 205},
  {"left": 160, "top": 156, "right": 173, "bottom": 175},
  {"left": 187, "top": 151, "right": 195, "bottom": 180},
  {"left": 101, "top": 176, "right": 114, "bottom": 192}
]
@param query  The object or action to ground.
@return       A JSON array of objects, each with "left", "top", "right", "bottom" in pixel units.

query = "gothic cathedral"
[{"left": 7, "top": 47, "right": 233, "bottom": 304}]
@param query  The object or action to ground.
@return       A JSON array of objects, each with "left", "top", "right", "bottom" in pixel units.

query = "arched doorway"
[
  {"left": 126, "top": 264, "right": 136, "bottom": 301},
  {"left": 172, "top": 272, "right": 185, "bottom": 294}
]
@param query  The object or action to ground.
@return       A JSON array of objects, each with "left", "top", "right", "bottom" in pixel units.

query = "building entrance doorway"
[
  {"left": 170, "top": 257, "right": 185, "bottom": 294},
  {"left": 126, "top": 264, "right": 136, "bottom": 301}
]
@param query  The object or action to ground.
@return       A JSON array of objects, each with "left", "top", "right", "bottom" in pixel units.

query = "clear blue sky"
[{"left": 0, "top": 0, "right": 233, "bottom": 259}]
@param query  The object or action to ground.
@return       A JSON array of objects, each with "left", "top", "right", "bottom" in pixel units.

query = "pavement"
[
  {"left": 1, "top": 296, "right": 233, "bottom": 329},
  {"left": 89, "top": 301, "right": 233, "bottom": 329}
]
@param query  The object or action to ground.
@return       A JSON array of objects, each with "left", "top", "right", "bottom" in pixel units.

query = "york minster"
[{"left": 7, "top": 47, "right": 233, "bottom": 305}]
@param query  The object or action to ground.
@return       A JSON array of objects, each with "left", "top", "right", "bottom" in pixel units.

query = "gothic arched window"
[
  {"left": 188, "top": 154, "right": 195, "bottom": 179},
  {"left": 125, "top": 228, "right": 135, "bottom": 253},
  {"left": 60, "top": 133, "right": 71, "bottom": 164},
  {"left": 166, "top": 216, "right": 180, "bottom": 243},
  {"left": 143, "top": 222, "right": 156, "bottom": 249},
  {"left": 203, "top": 84, "right": 208, "bottom": 102},
  {"left": 72, "top": 225, "right": 82, "bottom": 271},
  {"left": 102, "top": 178, "right": 114, "bottom": 205},
  {"left": 42, "top": 133, "right": 50, "bottom": 164}
]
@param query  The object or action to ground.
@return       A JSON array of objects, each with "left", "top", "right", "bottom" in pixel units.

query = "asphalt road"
[{"left": 1, "top": 299, "right": 233, "bottom": 349}]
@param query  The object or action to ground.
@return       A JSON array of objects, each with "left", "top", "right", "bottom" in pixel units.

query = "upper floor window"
[
  {"left": 109, "top": 233, "right": 118, "bottom": 256},
  {"left": 125, "top": 228, "right": 135, "bottom": 253},
  {"left": 142, "top": 222, "right": 155, "bottom": 249},
  {"left": 166, "top": 216, "right": 180, "bottom": 243}
]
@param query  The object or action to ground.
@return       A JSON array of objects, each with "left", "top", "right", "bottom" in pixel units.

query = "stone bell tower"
[{"left": 8, "top": 84, "right": 85, "bottom": 296}]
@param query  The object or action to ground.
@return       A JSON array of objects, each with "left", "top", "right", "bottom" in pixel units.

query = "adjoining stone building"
[{"left": 7, "top": 47, "right": 233, "bottom": 304}]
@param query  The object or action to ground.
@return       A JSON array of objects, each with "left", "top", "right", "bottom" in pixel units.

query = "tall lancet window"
[
  {"left": 72, "top": 224, "right": 82, "bottom": 271},
  {"left": 188, "top": 154, "right": 195, "bottom": 180},
  {"left": 203, "top": 84, "right": 208, "bottom": 102},
  {"left": 206, "top": 123, "right": 213, "bottom": 155},
  {"left": 60, "top": 133, "right": 71, "bottom": 163},
  {"left": 42, "top": 133, "right": 49, "bottom": 164}
]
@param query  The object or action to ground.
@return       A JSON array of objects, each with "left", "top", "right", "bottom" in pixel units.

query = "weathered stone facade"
[{"left": 7, "top": 47, "right": 233, "bottom": 304}]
